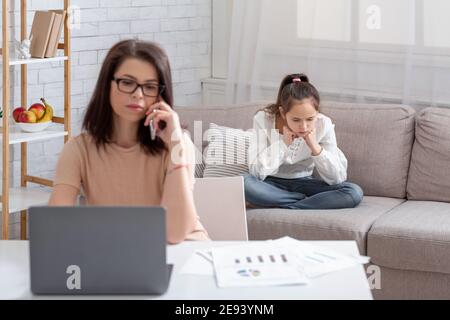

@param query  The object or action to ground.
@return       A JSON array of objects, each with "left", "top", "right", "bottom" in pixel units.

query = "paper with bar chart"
[
  {"left": 211, "top": 243, "right": 309, "bottom": 287},
  {"left": 271, "top": 237, "right": 369, "bottom": 278}
]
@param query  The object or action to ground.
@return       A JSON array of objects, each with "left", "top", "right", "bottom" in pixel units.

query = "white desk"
[{"left": 0, "top": 240, "right": 373, "bottom": 300}]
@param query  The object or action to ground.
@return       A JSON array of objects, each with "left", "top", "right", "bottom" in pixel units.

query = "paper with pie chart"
[{"left": 211, "top": 243, "right": 309, "bottom": 288}]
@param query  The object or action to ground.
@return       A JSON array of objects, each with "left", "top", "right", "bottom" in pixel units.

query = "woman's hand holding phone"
[{"left": 144, "top": 98, "right": 183, "bottom": 149}]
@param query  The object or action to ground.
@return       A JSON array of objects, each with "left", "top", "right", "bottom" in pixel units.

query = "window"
[
  {"left": 297, "top": 0, "right": 352, "bottom": 42},
  {"left": 212, "top": 0, "right": 233, "bottom": 78},
  {"left": 424, "top": 0, "right": 450, "bottom": 48},
  {"left": 295, "top": 0, "right": 450, "bottom": 49},
  {"left": 358, "top": 0, "right": 415, "bottom": 46},
  {"left": 210, "top": 0, "right": 450, "bottom": 106}
]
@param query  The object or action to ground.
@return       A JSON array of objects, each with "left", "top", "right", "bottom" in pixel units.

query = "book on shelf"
[
  {"left": 45, "top": 10, "right": 66, "bottom": 58},
  {"left": 29, "top": 10, "right": 55, "bottom": 58},
  {"left": 29, "top": 10, "right": 66, "bottom": 59}
]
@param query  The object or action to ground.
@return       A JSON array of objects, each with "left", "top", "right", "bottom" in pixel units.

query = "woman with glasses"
[{"left": 49, "top": 39, "right": 209, "bottom": 243}]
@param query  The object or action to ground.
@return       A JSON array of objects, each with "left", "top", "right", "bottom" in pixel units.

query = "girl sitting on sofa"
[
  {"left": 48, "top": 39, "right": 208, "bottom": 243},
  {"left": 244, "top": 73, "right": 363, "bottom": 209}
]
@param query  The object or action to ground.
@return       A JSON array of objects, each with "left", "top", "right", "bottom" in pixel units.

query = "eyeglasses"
[{"left": 112, "top": 77, "right": 165, "bottom": 97}]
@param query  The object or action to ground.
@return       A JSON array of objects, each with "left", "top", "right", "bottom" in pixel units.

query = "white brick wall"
[{"left": 1, "top": 0, "right": 212, "bottom": 238}]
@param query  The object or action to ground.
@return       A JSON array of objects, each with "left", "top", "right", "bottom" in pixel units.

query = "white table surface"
[{"left": 0, "top": 240, "right": 373, "bottom": 300}]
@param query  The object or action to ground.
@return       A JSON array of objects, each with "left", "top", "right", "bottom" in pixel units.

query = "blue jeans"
[{"left": 243, "top": 174, "right": 363, "bottom": 210}]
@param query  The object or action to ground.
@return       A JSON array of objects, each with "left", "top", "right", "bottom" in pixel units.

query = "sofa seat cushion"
[
  {"left": 368, "top": 201, "right": 450, "bottom": 274},
  {"left": 247, "top": 196, "right": 404, "bottom": 255}
]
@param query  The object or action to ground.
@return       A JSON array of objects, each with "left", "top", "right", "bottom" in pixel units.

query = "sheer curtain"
[{"left": 225, "top": 0, "right": 450, "bottom": 108}]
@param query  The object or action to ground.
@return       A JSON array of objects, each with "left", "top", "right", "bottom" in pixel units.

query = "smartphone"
[
  {"left": 149, "top": 96, "right": 167, "bottom": 140},
  {"left": 149, "top": 117, "right": 156, "bottom": 140}
]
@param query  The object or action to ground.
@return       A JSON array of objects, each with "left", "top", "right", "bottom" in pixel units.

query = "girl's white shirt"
[{"left": 248, "top": 110, "right": 348, "bottom": 185}]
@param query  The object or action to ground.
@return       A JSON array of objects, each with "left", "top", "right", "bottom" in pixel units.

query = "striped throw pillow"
[
  {"left": 203, "top": 123, "right": 252, "bottom": 177},
  {"left": 195, "top": 162, "right": 206, "bottom": 178}
]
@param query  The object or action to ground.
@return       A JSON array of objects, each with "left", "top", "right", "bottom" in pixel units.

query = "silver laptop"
[
  {"left": 193, "top": 176, "right": 248, "bottom": 241},
  {"left": 29, "top": 206, "right": 172, "bottom": 295}
]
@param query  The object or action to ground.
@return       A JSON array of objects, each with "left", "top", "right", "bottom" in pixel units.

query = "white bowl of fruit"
[{"left": 13, "top": 98, "right": 54, "bottom": 133}]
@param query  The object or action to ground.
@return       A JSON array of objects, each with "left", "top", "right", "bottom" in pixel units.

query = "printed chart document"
[
  {"left": 271, "top": 237, "right": 370, "bottom": 278},
  {"left": 211, "top": 243, "right": 309, "bottom": 288},
  {"left": 179, "top": 249, "right": 214, "bottom": 275},
  {"left": 180, "top": 238, "right": 371, "bottom": 288}
]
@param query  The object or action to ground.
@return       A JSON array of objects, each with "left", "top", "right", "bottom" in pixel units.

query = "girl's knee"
[
  {"left": 243, "top": 174, "right": 261, "bottom": 195},
  {"left": 242, "top": 173, "right": 253, "bottom": 181},
  {"left": 243, "top": 174, "right": 257, "bottom": 187},
  {"left": 342, "top": 182, "right": 363, "bottom": 207}
]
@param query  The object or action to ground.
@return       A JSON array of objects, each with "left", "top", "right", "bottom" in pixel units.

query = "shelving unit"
[
  {"left": 1, "top": 0, "right": 71, "bottom": 240},
  {"left": 9, "top": 55, "right": 69, "bottom": 66}
]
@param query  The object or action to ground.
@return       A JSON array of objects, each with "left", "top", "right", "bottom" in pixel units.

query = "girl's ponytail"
[
  {"left": 264, "top": 73, "right": 319, "bottom": 116},
  {"left": 292, "top": 73, "right": 309, "bottom": 83}
]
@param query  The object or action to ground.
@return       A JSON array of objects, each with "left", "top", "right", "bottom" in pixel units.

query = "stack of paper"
[{"left": 180, "top": 237, "right": 371, "bottom": 288}]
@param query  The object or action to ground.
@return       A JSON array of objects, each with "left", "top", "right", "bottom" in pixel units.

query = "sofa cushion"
[
  {"left": 407, "top": 107, "right": 450, "bottom": 202},
  {"left": 195, "top": 162, "right": 205, "bottom": 178},
  {"left": 203, "top": 123, "right": 251, "bottom": 177},
  {"left": 320, "top": 102, "right": 416, "bottom": 198},
  {"left": 178, "top": 103, "right": 265, "bottom": 177},
  {"left": 372, "top": 265, "right": 450, "bottom": 300},
  {"left": 247, "top": 196, "right": 405, "bottom": 255},
  {"left": 177, "top": 102, "right": 264, "bottom": 137},
  {"left": 368, "top": 200, "right": 450, "bottom": 274}
]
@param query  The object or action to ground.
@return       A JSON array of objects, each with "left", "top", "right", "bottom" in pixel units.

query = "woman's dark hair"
[
  {"left": 82, "top": 39, "right": 173, "bottom": 155},
  {"left": 264, "top": 73, "right": 320, "bottom": 116}
]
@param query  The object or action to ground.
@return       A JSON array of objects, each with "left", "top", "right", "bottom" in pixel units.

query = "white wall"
[{"left": 1, "top": 0, "right": 212, "bottom": 239}]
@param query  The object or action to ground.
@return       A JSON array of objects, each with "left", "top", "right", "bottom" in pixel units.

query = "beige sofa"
[{"left": 177, "top": 101, "right": 450, "bottom": 299}]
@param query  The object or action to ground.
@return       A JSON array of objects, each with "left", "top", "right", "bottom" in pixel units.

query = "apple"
[
  {"left": 28, "top": 103, "right": 45, "bottom": 120},
  {"left": 18, "top": 110, "right": 37, "bottom": 123},
  {"left": 13, "top": 106, "right": 26, "bottom": 122}
]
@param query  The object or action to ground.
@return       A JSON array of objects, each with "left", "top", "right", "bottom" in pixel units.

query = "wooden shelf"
[
  {"left": 0, "top": 124, "right": 68, "bottom": 144},
  {"left": 7, "top": 56, "right": 68, "bottom": 66},
  {"left": 2, "top": 0, "right": 71, "bottom": 239},
  {"left": 0, "top": 187, "right": 51, "bottom": 213}
]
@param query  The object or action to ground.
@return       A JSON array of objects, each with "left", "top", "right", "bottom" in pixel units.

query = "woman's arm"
[
  {"left": 48, "top": 137, "right": 82, "bottom": 206},
  {"left": 160, "top": 138, "right": 198, "bottom": 244},
  {"left": 146, "top": 101, "right": 198, "bottom": 244},
  {"left": 48, "top": 184, "right": 79, "bottom": 206}
]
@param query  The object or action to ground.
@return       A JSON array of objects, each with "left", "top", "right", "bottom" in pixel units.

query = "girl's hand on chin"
[
  {"left": 282, "top": 126, "right": 297, "bottom": 146},
  {"left": 302, "top": 128, "right": 323, "bottom": 156}
]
